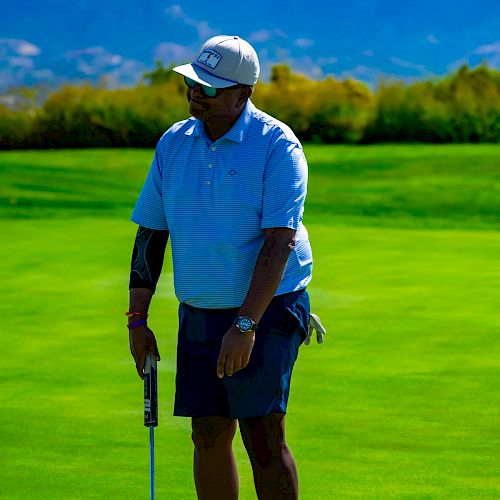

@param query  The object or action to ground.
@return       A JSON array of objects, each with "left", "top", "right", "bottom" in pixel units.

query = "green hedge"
[{"left": 0, "top": 63, "right": 498, "bottom": 148}]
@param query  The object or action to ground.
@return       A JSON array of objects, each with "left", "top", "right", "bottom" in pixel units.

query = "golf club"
[{"left": 144, "top": 354, "right": 158, "bottom": 500}]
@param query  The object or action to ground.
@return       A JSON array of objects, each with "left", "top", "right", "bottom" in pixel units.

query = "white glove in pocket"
[{"left": 305, "top": 313, "right": 327, "bottom": 345}]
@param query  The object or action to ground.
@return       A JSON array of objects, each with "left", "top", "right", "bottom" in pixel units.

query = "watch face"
[{"left": 238, "top": 316, "right": 253, "bottom": 331}]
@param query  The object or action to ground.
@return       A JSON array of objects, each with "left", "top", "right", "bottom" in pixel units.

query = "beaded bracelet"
[
  {"left": 127, "top": 319, "right": 148, "bottom": 329},
  {"left": 125, "top": 311, "right": 149, "bottom": 318}
]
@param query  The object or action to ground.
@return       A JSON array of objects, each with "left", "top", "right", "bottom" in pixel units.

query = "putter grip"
[{"left": 144, "top": 354, "right": 158, "bottom": 427}]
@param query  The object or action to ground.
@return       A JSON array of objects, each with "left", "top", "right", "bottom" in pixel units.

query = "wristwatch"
[{"left": 233, "top": 315, "right": 258, "bottom": 333}]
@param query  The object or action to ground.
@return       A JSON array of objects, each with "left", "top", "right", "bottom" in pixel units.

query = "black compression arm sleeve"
[{"left": 129, "top": 226, "right": 169, "bottom": 293}]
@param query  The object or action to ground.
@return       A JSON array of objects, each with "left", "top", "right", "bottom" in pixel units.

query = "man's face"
[{"left": 186, "top": 82, "right": 251, "bottom": 123}]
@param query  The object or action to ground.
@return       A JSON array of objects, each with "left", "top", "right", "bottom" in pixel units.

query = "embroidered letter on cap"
[{"left": 198, "top": 50, "right": 222, "bottom": 69}]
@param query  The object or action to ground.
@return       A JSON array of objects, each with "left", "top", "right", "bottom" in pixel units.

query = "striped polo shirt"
[{"left": 131, "top": 100, "right": 312, "bottom": 308}]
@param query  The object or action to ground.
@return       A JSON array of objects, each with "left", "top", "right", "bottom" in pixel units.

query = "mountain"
[{"left": 0, "top": 0, "right": 498, "bottom": 94}]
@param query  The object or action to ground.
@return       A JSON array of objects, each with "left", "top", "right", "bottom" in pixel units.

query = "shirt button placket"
[{"left": 205, "top": 145, "right": 216, "bottom": 192}]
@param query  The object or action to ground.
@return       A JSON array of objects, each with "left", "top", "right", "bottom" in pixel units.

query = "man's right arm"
[{"left": 128, "top": 226, "right": 169, "bottom": 379}]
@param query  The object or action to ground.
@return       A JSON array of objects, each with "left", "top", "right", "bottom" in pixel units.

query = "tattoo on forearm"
[
  {"left": 260, "top": 236, "right": 278, "bottom": 258},
  {"left": 256, "top": 232, "right": 296, "bottom": 272},
  {"left": 129, "top": 226, "right": 169, "bottom": 292}
]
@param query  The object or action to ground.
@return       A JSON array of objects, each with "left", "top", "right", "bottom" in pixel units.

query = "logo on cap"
[{"left": 197, "top": 50, "right": 222, "bottom": 69}]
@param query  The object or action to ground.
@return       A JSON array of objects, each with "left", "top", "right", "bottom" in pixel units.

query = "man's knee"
[
  {"left": 191, "top": 416, "right": 237, "bottom": 451},
  {"left": 239, "top": 413, "right": 287, "bottom": 468}
]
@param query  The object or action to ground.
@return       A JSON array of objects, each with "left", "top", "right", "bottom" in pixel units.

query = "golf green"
[{"left": 0, "top": 145, "right": 498, "bottom": 499}]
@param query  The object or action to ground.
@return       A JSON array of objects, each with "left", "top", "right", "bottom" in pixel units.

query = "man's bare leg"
[
  {"left": 239, "top": 413, "right": 298, "bottom": 500},
  {"left": 192, "top": 416, "right": 239, "bottom": 500}
]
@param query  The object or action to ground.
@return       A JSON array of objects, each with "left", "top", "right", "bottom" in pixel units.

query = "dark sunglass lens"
[
  {"left": 184, "top": 76, "right": 196, "bottom": 88},
  {"left": 204, "top": 86, "right": 217, "bottom": 97},
  {"left": 184, "top": 76, "right": 218, "bottom": 97}
]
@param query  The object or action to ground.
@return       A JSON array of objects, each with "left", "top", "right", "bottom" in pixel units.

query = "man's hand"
[
  {"left": 217, "top": 326, "right": 255, "bottom": 378},
  {"left": 129, "top": 325, "right": 161, "bottom": 380}
]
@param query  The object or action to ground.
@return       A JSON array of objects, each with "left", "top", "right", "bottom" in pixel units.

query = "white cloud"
[
  {"left": 165, "top": 4, "right": 218, "bottom": 40},
  {"left": 447, "top": 41, "right": 500, "bottom": 72},
  {"left": 473, "top": 41, "right": 500, "bottom": 56},
  {"left": 258, "top": 48, "right": 325, "bottom": 81},
  {"left": 273, "top": 29, "right": 287, "bottom": 39},
  {"left": 31, "top": 69, "right": 55, "bottom": 80},
  {"left": 0, "top": 40, "right": 48, "bottom": 90},
  {"left": 259, "top": 46, "right": 291, "bottom": 62},
  {"left": 248, "top": 30, "right": 272, "bottom": 43},
  {"left": 284, "top": 55, "right": 322, "bottom": 78},
  {"left": 65, "top": 46, "right": 145, "bottom": 82},
  {"left": 294, "top": 38, "right": 314, "bottom": 49},
  {"left": 0, "top": 63, "right": 54, "bottom": 92},
  {"left": 68, "top": 48, "right": 123, "bottom": 66},
  {"left": 427, "top": 35, "right": 439, "bottom": 45},
  {"left": 247, "top": 29, "right": 287, "bottom": 43},
  {"left": 78, "top": 61, "right": 96, "bottom": 75},
  {"left": 0, "top": 43, "right": 146, "bottom": 90},
  {"left": 66, "top": 47, "right": 127, "bottom": 73},
  {"left": 107, "top": 59, "right": 148, "bottom": 86},
  {"left": 110, "top": 55, "right": 123, "bottom": 65},
  {"left": 362, "top": 49, "right": 374, "bottom": 57},
  {"left": 7, "top": 56, "right": 34, "bottom": 69},
  {"left": 0, "top": 38, "right": 41, "bottom": 59},
  {"left": 275, "top": 47, "right": 291, "bottom": 60},
  {"left": 340, "top": 65, "right": 418, "bottom": 89},
  {"left": 390, "top": 57, "right": 428, "bottom": 74},
  {"left": 165, "top": 4, "right": 183, "bottom": 18},
  {"left": 472, "top": 41, "right": 500, "bottom": 67},
  {"left": 342, "top": 65, "right": 382, "bottom": 78},
  {"left": 17, "top": 41, "right": 41, "bottom": 56},
  {"left": 153, "top": 43, "right": 193, "bottom": 63},
  {"left": 317, "top": 56, "right": 338, "bottom": 65}
]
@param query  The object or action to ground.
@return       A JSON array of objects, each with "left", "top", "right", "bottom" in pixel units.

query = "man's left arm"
[
  {"left": 217, "top": 137, "right": 308, "bottom": 378},
  {"left": 216, "top": 226, "right": 296, "bottom": 378}
]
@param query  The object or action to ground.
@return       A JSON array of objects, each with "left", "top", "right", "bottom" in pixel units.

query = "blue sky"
[{"left": 0, "top": 0, "right": 499, "bottom": 90}]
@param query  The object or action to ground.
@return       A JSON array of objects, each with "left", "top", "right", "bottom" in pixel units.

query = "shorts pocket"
[
  {"left": 267, "top": 290, "right": 310, "bottom": 339},
  {"left": 177, "top": 304, "right": 211, "bottom": 359}
]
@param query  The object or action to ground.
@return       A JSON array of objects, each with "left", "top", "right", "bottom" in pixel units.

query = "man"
[{"left": 127, "top": 35, "right": 313, "bottom": 500}]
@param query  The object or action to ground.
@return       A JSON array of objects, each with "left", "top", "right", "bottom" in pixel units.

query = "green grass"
[
  {"left": 0, "top": 145, "right": 499, "bottom": 499},
  {"left": 1, "top": 144, "right": 499, "bottom": 229}
]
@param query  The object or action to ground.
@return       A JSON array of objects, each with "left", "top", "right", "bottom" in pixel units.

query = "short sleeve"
[
  {"left": 261, "top": 139, "right": 308, "bottom": 230},
  {"left": 131, "top": 144, "right": 169, "bottom": 230}
]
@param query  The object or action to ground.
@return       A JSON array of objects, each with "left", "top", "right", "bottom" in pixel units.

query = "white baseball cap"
[{"left": 173, "top": 35, "right": 260, "bottom": 88}]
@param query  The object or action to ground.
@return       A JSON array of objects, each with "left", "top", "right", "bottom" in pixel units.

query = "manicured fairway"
[{"left": 0, "top": 145, "right": 499, "bottom": 499}]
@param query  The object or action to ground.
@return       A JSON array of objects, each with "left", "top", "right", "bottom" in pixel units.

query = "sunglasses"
[{"left": 184, "top": 76, "right": 246, "bottom": 98}]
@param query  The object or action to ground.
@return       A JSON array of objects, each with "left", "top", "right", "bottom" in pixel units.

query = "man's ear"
[{"left": 237, "top": 86, "right": 253, "bottom": 107}]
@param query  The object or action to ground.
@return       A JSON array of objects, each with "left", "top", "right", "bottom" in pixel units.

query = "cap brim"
[{"left": 172, "top": 63, "right": 237, "bottom": 88}]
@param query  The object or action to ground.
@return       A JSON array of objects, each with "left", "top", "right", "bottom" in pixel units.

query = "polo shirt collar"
[
  {"left": 184, "top": 118, "right": 202, "bottom": 138},
  {"left": 184, "top": 100, "right": 254, "bottom": 144}
]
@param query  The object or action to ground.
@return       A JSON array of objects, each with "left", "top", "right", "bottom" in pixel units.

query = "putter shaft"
[{"left": 150, "top": 426, "right": 155, "bottom": 500}]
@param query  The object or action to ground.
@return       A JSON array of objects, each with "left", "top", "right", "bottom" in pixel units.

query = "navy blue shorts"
[{"left": 174, "top": 289, "right": 310, "bottom": 419}]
